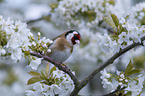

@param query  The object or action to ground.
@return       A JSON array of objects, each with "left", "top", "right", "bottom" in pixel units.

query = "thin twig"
[
  {"left": 103, "top": 86, "right": 126, "bottom": 96},
  {"left": 26, "top": 15, "right": 50, "bottom": 24}
]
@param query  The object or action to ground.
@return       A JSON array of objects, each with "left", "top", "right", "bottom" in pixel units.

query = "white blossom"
[
  {"left": 26, "top": 90, "right": 35, "bottom": 96},
  {"left": 11, "top": 48, "right": 23, "bottom": 63},
  {"left": 51, "top": 0, "right": 116, "bottom": 28},
  {"left": 52, "top": 70, "right": 65, "bottom": 78},
  {"left": 100, "top": 69, "right": 116, "bottom": 90},
  {"left": 29, "top": 58, "right": 42, "bottom": 70},
  {"left": 125, "top": 75, "right": 145, "bottom": 96},
  {"left": 0, "top": 16, "right": 33, "bottom": 63},
  {"left": 38, "top": 32, "right": 41, "bottom": 36},
  {"left": 125, "top": 79, "right": 128, "bottom": 82},
  {"left": 128, "top": 2, "right": 145, "bottom": 25},
  {"left": 42, "top": 44, "right": 47, "bottom": 48},
  {"left": 118, "top": 32, "right": 130, "bottom": 44},
  {"left": 120, "top": 74, "right": 124, "bottom": 78},
  {"left": 0, "top": 49, "right": 6, "bottom": 55},
  {"left": 47, "top": 49, "right": 51, "bottom": 53},
  {"left": 98, "top": 33, "right": 111, "bottom": 53},
  {"left": 32, "top": 42, "right": 36, "bottom": 46},
  {"left": 101, "top": 69, "right": 145, "bottom": 95}
]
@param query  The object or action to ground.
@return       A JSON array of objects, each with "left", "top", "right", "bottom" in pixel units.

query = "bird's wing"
[
  {"left": 48, "top": 32, "right": 67, "bottom": 47},
  {"left": 52, "top": 32, "right": 67, "bottom": 41}
]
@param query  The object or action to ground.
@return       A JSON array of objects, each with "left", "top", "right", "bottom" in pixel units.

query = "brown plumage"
[{"left": 46, "top": 30, "right": 81, "bottom": 62}]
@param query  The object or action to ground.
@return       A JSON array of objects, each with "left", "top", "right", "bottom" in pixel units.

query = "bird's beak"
[{"left": 75, "top": 40, "right": 80, "bottom": 44}]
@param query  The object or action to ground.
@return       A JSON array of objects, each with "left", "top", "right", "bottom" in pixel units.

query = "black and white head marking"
[{"left": 65, "top": 30, "right": 81, "bottom": 45}]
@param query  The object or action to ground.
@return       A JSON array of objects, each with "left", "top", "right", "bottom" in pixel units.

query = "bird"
[{"left": 46, "top": 30, "right": 81, "bottom": 63}]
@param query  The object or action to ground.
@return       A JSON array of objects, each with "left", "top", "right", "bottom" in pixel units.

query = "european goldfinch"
[{"left": 46, "top": 30, "right": 81, "bottom": 62}]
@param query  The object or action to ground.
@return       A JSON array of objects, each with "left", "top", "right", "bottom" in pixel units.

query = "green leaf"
[
  {"left": 126, "top": 69, "right": 142, "bottom": 76},
  {"left": 27, "top": 77, "right": 42, "bottom": 85},
  {"left": 41, "top": 70, "right": 47, "bottom": 79},
  {"left": 45, "top": 63, "right": 50, "bottom": 77},
  {"left": 125, "top": 91, "right": 132, "bottom": 95},
  {"left": 103, "top": 16, "right": 116, "bottom": 28},
  {"left": 28, "top": 71, "right": 41, "bottom": 77},
  {"left": 50, "top": 66, "right": 56, "bottom": 74},
  {"left": 125, "top": 61, "right": 133, "bottom": 76},
  {"left": 125, "top": 14, "right": 130, "bottom": 20},
  {"left": 50, "top": 3, "right": 58, "bottom": 9},
  {"left": 23, "top": 51, "right": 30, "bottom": 57},
  {"left": 111, "top": 14, "right": 119, "bottom": 27},
  {"left": 143, "top": 8, "right": 145, "bottom": 12}
]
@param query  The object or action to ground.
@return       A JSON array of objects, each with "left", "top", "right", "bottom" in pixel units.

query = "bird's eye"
[
  {"left": 74, "top": 35, "right": 78, "bottom": 40},
  {"left": 74, "top": 34, "right": 81, "bottom": 40}
]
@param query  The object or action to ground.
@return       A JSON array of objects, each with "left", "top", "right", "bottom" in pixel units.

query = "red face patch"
[
  {"left": 71, "top": 34, "right": 81, "bottom": 45},
  {"left": 76, "top": 34, "right": 81, "bottom": 40}
]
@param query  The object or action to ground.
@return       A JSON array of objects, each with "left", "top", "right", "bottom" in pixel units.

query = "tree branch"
[
  {"left": 103, "top": 86, "right": 126, "bottom": 96},
  {"left": 30, "top": 36, "right": 145, "bottom": 96},
  {"left": 70, "top": 36, "right": 145, "bottom": 96},
  {"left": 30, "top": 52, "right": 79, "bottom": 86},
  {"left": 26, "top": 15, "right": 50, "bottom": 24}
]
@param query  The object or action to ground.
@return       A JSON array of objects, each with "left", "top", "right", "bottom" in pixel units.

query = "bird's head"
[{"left": 65, "top": 30, "right": 81, "bottom": 45}]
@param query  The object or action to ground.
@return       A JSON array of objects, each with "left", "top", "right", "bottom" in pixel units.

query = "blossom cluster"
[
  {"left": 128, "top": 2, "right": 145, "bottom": 26},
  {"left": 0, "top": 0, "right": 145, "bottom": 96},
  {"left": 26, "top": 68, "right": 74, "bottom": 96},
  {"left": 71, "top": 14, "right": 145, "bottom": 64},
  {"left": 0, "top": 15, "right": 53, "bottom": 67},
  {"left": 28, "top": 32, "right": 53, "bottom": 70},
  {"left": 100, "top": 69, "right": 145, "bottom": 96},
  {"left": 0, "top": 15, "right": 32, "bottom": 63},
  {"left": 50, "top": 0, "right": 115, "bottom": 28},
  {"left": 0, "top": 15, "right": 74, "bottom": 96},
  {"left": 98, "top": 15, "right": 145, "bottom": 54}
]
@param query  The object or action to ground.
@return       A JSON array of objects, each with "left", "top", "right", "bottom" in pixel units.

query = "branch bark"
[
  {"left": 30, "top": 52, "right": 79, "bottom": 86},
  {"left": 26, "top": 15, "right": 50, "bottom": 24},
  {"left": 103, "top": 86, "right": 126, "bottom": 96}
]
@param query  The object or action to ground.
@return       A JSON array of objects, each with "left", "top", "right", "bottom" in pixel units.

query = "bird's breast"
[
  {"left": 47, "top": 38, "right": 73, "bottom": 62},
  {"left": 48, "top": 47, "right": 72, "bottom": 62}
]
